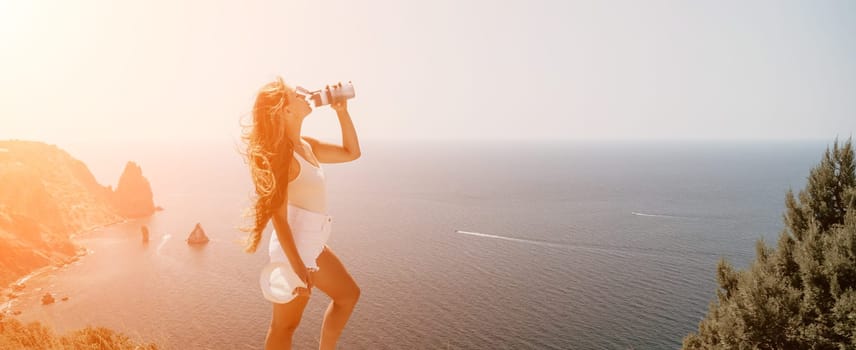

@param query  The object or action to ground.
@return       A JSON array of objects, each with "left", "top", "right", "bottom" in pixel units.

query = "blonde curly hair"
[{"left": 241, "top": 77, "right": 296, "bottom": 253}]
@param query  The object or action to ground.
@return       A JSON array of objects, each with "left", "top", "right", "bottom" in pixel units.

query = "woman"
[{"left": 242, "top": 77, "right": 361, "bottom": 350}]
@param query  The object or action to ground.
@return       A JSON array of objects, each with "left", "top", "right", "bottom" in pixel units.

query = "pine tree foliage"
[{"left": 684, "top": 138, "right": 856, "bottom": 349}]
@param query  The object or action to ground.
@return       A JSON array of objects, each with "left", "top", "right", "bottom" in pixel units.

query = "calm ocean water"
[{"left": 10, "top": 140, "right": 828, "bottom": 349}]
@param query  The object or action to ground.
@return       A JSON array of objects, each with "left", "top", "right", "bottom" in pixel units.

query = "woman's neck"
[{"left": 285, "top": 122, "right": 302, "bottom": 148}]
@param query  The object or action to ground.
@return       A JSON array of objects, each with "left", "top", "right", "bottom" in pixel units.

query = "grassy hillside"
[{"left": 0, "top": 314, "right": 159, "bottom": 350}]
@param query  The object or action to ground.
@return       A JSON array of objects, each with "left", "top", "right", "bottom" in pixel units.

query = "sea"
[{"left": 5, "top": 139, "right": 830, "bottom": 349}]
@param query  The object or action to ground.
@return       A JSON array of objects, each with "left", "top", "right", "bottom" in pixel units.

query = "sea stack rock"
[
  {"left": 186, "top": 223, "right": 209, "bottom": 245},
  {"left": 41, "top": 293, "right": 55, "bottom": 305},
  {"left": 141, "top": 225, "right": 149, "bottom": 243},
  {"left": 113, "top": 162, "right": 155, "bottom": 218}
]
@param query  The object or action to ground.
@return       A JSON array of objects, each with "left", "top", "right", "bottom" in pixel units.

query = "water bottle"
[{"left": 297, "top": 82, "right": 356, "bottom": 107}]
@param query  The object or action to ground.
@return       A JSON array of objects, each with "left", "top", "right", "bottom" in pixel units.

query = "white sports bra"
[{"left": 288, "top": 143, "right": 327, "bottom": 213}]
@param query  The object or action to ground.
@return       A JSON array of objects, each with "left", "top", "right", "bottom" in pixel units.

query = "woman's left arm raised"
[
  {"left": 303, "top": 100, "right": 361, "bottom": 163},
  {"left": 303, "top": 99, "right": 361, "bottom": 163}
]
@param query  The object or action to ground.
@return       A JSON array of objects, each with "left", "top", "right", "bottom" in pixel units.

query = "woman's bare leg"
[
  {"left": 265, "top": 294, "right": 310, "bottom": 350},
  {"left": 311, "top": 245, "right": 361, "bottom": 350}
]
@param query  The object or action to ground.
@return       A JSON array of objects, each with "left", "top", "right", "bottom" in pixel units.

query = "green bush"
[{"left": 684, "top": 139, "right": 856, "bottom": 349}]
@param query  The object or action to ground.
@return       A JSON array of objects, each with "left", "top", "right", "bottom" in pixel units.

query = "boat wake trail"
[
  {"left": 456, "top": 230, "right": 567, "bottom": 249},
  {"left": 631, "top": 211, "right": 686, "bottom": 219},
  {"left": 157, "top": 234, "right": 172, "bottom": 255},
  {"left": 455, "top": 230, "right": 743, "bottom": 259}
]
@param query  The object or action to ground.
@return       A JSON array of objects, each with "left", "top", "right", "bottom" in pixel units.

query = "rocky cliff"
[{"left": 0, "top": 140, "right": 155, "bottom": 287}]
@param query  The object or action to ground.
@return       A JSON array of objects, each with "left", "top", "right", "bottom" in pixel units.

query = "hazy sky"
[{"left": 1, "top": 0, "right": 855, "bottom": 143}]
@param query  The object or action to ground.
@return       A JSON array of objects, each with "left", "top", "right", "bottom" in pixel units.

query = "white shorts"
[{"left": 260, "top": 204, "right": 332, "bottom": 304}]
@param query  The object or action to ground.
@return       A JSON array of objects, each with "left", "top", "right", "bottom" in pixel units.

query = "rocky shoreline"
[
  {"left": 0, "top": 219, "right": 131, "bottom": 315},
  {"left": 0, "top": 140, "right": 156, "bottom": 316}
]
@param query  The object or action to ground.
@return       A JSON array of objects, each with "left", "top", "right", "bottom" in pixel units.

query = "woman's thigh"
[
  {"left": 311, "top": 245, "right": 360, "bottom": 301},
  {"left": 271, "top": 294, "right": 310, "bottom": 329}
]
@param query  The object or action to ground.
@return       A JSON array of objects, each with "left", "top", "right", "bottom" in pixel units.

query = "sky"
[{"left": 1, "top": 0, "right": 855, "bottom": 144}]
